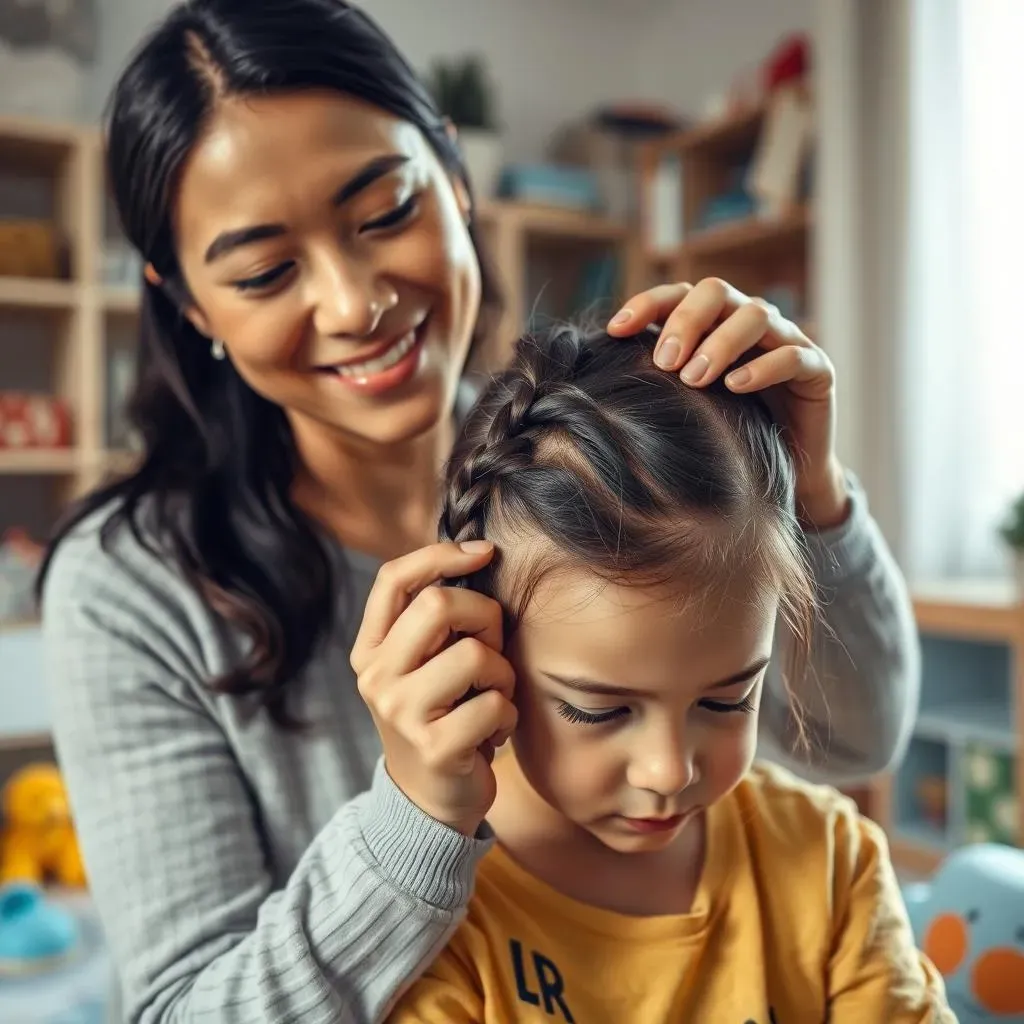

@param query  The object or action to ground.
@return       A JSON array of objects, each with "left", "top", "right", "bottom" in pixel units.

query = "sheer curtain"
[
  {"left": 818, "top": 0, "right": 1024, "bottom": 581},
  {"left": 904, "top": 0, "right": 1024, "bottom": 581}
]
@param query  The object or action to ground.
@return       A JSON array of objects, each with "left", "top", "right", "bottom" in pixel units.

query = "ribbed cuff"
[
  {"left": 356, "top": 757, "right": 494, "bottom": 911},
  {"left": 802, "top": 470, "right": 876, "bottom": 589}
]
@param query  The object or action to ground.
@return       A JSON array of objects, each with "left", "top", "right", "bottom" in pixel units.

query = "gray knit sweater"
[{"left": 40, "top": 473, "right": 918, "bottom": 1024}]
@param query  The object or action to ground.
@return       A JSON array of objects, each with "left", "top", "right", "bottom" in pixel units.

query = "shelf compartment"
[
  {"left": 962, "top": 743, "right": 1018, "bottom": 846},
  {"left": 0, "top": 449, "right": 79, "bottom": 474},
  {"left": 914, "top": 635, "right": 1014, "bottom": 750},
  {"left": 0, "top": 277, "right": 78, "bottom": 309},
  {"left": 893, "top": 736, "right": 953, "bottom": 848}
]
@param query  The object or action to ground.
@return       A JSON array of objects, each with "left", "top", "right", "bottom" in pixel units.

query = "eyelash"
[
  {"left": 555, "top": 695, "right": 757, "bottom": 727},
  {"left": 231, "top": 195, "right": 421, "bottom": 292},
  {"left": 361, "top": 194, "right": 420, "bottom": 232}
]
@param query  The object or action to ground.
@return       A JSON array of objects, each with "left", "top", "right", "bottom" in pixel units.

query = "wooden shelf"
[
  {"left": 478, "top": 200, "right": 626, "bottom": 243},
  {"left": 0, "top": 116, "right": 83, "bottom": 170},
  {"left": 677, "top": 206, "right": 811, "bottom": 262},
  {"left": 103, "top": 286, "right": 141, "bottom": 314},
  {"left": 101, "top": 449, "right": 141, "bottom": 474},
  {"left": 912, "top": 579, "right": 1022, "bottom": 643},
  {"left": 0, "top": 731, "right": 51, "bottom": 754},
  {"left": 0, "top": 448, "right": 79, "bottom": 474},
  {"left": 0, "top": 277, "right": 78, "bottom": 309},
  {"left": 0, "top": 618, "right": 40, "bottom": 636},
  {"left": 889, "top": 833, "right": 948, "bottom": 876}
]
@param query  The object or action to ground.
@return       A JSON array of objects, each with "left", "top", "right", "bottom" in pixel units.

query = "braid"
[{"left": 439, "top": 328, "right": 589, "bottom": 589}]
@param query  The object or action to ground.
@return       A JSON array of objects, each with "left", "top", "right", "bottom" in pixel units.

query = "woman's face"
[{"left": 172, "top": 90, "right": 481, "bottom": 448}]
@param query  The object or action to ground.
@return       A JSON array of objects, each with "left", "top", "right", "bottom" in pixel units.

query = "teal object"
[
  {"left": 0, "top": 883, "right": 79, "bottom": 969},
  {"left": 903, "top": 844, "right": 1024, "bottom": 1022}
]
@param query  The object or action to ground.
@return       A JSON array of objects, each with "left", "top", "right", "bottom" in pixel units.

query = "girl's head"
[
  {"left": 113, "top": 0, "right": 498, "bottom": 453},
  {"left": 440, "top": 326, "right": 816, "bottom": 852}
]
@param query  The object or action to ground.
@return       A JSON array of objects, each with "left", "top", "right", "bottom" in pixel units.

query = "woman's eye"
[
  {"left": 556, "top": 702, "right": 629, "bottom": 727},
  {"left": 232, "top": 263, "right": 294, "bottom": 293},
  {"left": 362, "top": 194, "right": 420, "bottom": 233},
  {"left": 700, "top": 695, "right": 757, "bottom": 715}
]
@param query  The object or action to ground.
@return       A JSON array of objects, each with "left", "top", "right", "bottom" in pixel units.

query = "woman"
[{"left": 37, "top": 2, "right": 919, "bottom": 1023}]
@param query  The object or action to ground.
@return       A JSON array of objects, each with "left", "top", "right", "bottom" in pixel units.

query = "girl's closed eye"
[
  {"left": 700, "top": 694, "right": 758, "bottom": 714},
  {"left": 556, "top": 694, "right": 758, "bottom": 727},
  {"left": 556, "top": 702, "right": 629, "bottom": 727}
]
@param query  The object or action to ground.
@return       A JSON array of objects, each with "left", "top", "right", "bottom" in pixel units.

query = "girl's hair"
[
  {"left": 36, "top": 0, "right": 501, "bottom": 728},
  {"left": 440, "top": 325, "right": 817, "bottom": 703}
]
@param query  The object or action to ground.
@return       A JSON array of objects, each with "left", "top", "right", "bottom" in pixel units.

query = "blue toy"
[
  {"left": 903, "top": 844, "right": 1024, "bottom": 1022},
  {"left": 0, "top": 882, "right": 80, "bottom": 973}
]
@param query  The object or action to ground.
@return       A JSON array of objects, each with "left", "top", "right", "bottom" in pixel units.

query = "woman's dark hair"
[
  {"left": 36, "top": 0, "right": 502, "bottom": 727},
  {"left": 440, "top": 326, "right": 817, "bottom": 708}
]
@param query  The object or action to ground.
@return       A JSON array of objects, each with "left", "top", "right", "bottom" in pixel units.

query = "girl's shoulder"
[{"left": 726, "top": 761, "right": 880, "bottom": 865}]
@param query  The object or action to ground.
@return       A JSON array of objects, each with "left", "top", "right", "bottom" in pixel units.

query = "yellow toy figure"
[{"left": 0, "top": 764, "right": 86, "bottom": 888}]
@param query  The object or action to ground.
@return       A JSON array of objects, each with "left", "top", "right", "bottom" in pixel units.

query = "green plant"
[
  {"left": 998, "top": 491, "right": 1024, "bottom": 551},
  {"left": 427, "top": 56, "right": 497, "bottom": 131}
]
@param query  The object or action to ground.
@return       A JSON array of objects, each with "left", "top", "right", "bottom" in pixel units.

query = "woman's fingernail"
[
  {"left": 654, "top": 335, "right": 682, "bottom": 370},
  {"left": 459, "top": 540, "right": 492, "bottom": 553},
  {"left": 610, "top": 308, "right": 632, "bottom": 326},
  {"left": 726, "top": 367, "right": 752, "bottom": 389},
  {"left": 680, "top": 353, "right": 710, "bottom": 384}
]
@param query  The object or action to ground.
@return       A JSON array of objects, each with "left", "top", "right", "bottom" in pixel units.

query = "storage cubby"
[
  {"left": 894, "top": 735, "right": 952, "bottom": 849},
  {"left": 635, "top": 84, "right": 815, "bottom": 333},
  {"left": 876, "top": 581, "right": 1024, "bottom": 874}
]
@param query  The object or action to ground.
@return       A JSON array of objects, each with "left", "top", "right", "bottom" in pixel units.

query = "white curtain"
[{"left": 817, "top": 0, "right": 1024, "bottom": 581}]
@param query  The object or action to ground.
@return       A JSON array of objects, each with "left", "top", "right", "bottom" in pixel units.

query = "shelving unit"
[
  {"left": 872, "top": 582, "right": 1023, "bottom": 874},
  {"left": 472, "top": 199, "right": 633, "bottom": 372},
  {"left": 634, "top": 87, "right": 814, "bottom": 330}
]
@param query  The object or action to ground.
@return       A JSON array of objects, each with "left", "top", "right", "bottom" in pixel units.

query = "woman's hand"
[
  {"left": 351, "top": 541, "right": 517, "bottom": 837},
  {"left": 608, "top": 277, "right": 849, "bottom": 529}
]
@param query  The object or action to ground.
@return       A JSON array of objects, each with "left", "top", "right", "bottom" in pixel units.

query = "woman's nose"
[{"left": 311, "top": 254, "right": 396, "bottom": 339}]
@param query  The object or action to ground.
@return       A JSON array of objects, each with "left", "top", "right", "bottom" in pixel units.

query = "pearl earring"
[{"left": 210, "top": 338, "right": 226, "bottom": 361}]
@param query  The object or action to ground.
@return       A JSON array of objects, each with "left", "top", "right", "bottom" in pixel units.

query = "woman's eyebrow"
[{"left": 203, "top": 153, "right": 410, "bottom": 263}]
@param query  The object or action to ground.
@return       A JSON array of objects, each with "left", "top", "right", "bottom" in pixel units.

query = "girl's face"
[
  {"left": 507, "top": 572, "right": 778, "bottom": 854},
  {"left": 172, "top": 90, "right": 481, "bottom": 450}
]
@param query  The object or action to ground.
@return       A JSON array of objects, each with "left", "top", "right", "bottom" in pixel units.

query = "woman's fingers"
[
  {"left": 426, "top": 688, "right": 519, "bottom": 772},
  {"left": 607, "top": 282, "right": 693, "bottom": 334},
  {"left": 350, "top": 541, "right": 495, "bottom": 674},
  {"left": 404, "top": 629, "right": 515, "bottom": 724},
  {"left": 377, "top": 585, "right": 505, "bottom": 676},
  {"left": 724, "top": 344, "right": 834, "bottom": 399}
]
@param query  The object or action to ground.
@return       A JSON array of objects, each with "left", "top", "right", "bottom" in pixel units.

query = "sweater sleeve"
[
  {"left": 758, "top": 471, "right": 921, "bottom": 783},
  {"left": 41, "top": 527, "right": 491, "bottom": 1024},
  {"left": 827, "top": 811, "right": 956, "bottom": 1022}
]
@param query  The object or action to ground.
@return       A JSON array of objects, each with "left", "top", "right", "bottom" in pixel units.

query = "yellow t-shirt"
[{"left": 388, "top": 764, "right": 954, "bottom": 1023}]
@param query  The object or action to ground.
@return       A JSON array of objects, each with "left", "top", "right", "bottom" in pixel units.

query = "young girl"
[{"left": 383, "top": 326, "right": 952, "bottom": 1023}]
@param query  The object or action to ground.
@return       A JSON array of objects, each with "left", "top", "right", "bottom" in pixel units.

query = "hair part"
[
  {"left": 439, "top": 325, "right": 818, "bottom": 717},
  {"left": 36, "top": 0, "right": 502, "bottom": 728}
]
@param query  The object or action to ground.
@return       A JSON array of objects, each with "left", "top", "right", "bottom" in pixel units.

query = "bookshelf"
[
  {"left": 870, "top": 582, "right": 1023, "bottom": 874},
  {"left": 634, "top": 85, "right": 814, "bottom": 333}
]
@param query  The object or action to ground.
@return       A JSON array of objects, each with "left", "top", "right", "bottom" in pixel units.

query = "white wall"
[
  {"left": 628, "top": 0, "right": 813, "bottom": 116},
  {"left": 88, "top": 0, "right": 638, "bottom": 161},
  {"left": 87, "top": 0, "right": 812, "bottom": 161}
]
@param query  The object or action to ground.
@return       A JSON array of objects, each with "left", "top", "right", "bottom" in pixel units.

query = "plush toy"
[
  {"left": 0, "top": 764, "right": 86, "bottom": 888},
  {"left": 903, "top": 843, "right": 1024, "bottom": 1022}
]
